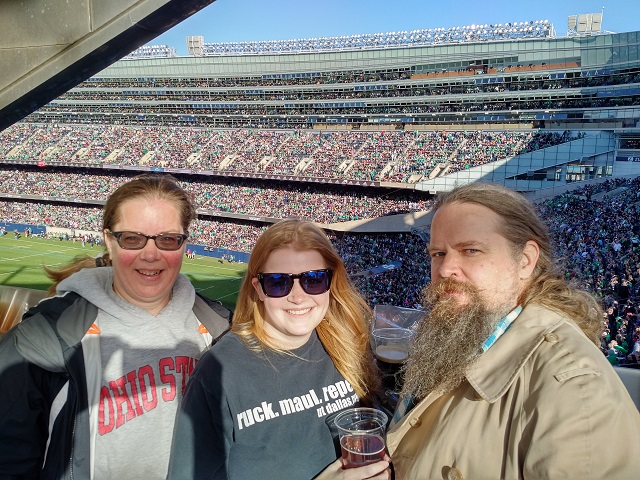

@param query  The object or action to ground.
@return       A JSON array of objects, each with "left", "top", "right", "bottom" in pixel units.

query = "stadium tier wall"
[{"left": 24, "top": 29, "right": 640, "bottom": 132}]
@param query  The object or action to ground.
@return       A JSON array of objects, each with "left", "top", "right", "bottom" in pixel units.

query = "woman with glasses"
[
  {"left": 0, "top": 174, "right": 231, "bottom": 479},
  {"left": 168, "top": 219, "right": 389, "bottom": 480}
]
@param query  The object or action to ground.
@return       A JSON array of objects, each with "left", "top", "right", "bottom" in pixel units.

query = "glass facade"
[{"left": 95, "top": 32, "right": 640, "bottom": 78}]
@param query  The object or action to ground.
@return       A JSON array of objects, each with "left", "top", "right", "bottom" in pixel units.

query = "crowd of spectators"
[
  {"left": 65, "top": 69, "right": 639, "bottom": 96},
  {"left": 0, "top": 125, "right": 578, "bottom": 183},
  {"left": 537, "top": 177, "right": 640, "bottom": 364},
  {"left": 2, "top": 121, "right": 639, "bottom": 362},
  {"left": 30, "top": 69, "right": 640, "bottom": 132},
  {"left": 3, "top": 186, "right": 640, "bottom": 365},
  {"left": 5, "top": 174, "right": 640, "bottom": 362},
  {"left": 0, "top": 196, "right": 430, "bottom": 310},
  {"left": 0, "top": 168, "right": 433, "bottom": 223},
  {"left": 36, "top": 94, "right": 640, "bottom": 123},
  {"left": 0, "top": 200, "right": 267, "bottom": 251},
  {"left": 333, "top": 231, "right": 429, "bottom": 309},
  {"left": 74, "top": 69, "right": 413, "bottom": 89}
]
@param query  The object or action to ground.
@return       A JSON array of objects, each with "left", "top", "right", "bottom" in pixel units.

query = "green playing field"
[{"left": 0, "top": 234, "right": 245, "bottom": 310}]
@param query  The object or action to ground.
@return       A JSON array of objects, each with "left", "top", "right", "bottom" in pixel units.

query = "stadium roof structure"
[
  {"left": 0, "top": 0, "right": 217, "bottom": 132},
  {"left": 181, "top": 20, "right": 555, "bottom": 57},
  {"left": 123, "top": 44, "right": 178, "bottom": 59}
]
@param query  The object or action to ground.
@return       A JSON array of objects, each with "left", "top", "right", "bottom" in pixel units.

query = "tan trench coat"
[{"left": 387, "top": 304, "right": 639, "bottom": 480}]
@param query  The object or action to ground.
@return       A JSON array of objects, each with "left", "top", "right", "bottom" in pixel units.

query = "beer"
[
  {"left": 340, "top": 434, "right": 385, "bottom": 468},
  {"left": 375, "top": 345, "right": 408, "bottom": 365},
  {"left": 335, "top": 407, "right": 388, "bottom": 469},
  {"left": 375, "top": 345, "right": 408, "bottom": 390},
  {"left": 372, "top": 328, "right": 413, "bottom": 370}
]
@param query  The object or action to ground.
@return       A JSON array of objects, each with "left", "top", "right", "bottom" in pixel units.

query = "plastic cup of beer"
[
  {"left": 372, "top": 327, "right": 413, "bottom": 367},
  {"left": 334, "top": 407, "right": 387, "bottom": 469}
]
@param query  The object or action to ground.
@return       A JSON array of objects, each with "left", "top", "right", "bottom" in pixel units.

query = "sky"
[{"left": 150, "top": 0, "right": 639, "bottom": 56}]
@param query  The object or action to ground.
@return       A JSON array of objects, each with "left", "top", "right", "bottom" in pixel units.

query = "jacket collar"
[
  {"left": 466, "top": 304, "right": 565, "bottom": 403},
  {"left": 390, "top": 304, "right": 569, "bottom": 433}
]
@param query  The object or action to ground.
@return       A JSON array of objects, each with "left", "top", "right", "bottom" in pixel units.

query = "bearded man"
[{"left": 386, "top": 183, "right": 639, "bottom": 480}]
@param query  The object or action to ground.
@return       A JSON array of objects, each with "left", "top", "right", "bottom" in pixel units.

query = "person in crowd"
[
  {"left": 168, "top": 219, "right": 389, "bottom": 480},
  {"left": 386, "top": 182, "right": 639, "bottom": 479},
  {"left": 0, "top": 174, "right": 231, "bottom": 479},
  {"left": 633, "top": 331, "right": 640, "bottom": 363}
]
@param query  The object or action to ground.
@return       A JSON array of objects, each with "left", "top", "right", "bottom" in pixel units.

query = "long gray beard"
[{"left": 400, "top": 278, "right": 509, "bottom": 401}]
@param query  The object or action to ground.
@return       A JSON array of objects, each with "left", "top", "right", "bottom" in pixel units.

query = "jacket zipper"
[{"left": 63, "top": 363, "right": 79, "bottom": 480}]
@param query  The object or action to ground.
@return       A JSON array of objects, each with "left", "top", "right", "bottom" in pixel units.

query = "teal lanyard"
[
  {"left": 481, "top": 305, "right": 522, "bottom": 353},
  {"left": 392, "top": 305, "right": 523, "bottom": 425}
]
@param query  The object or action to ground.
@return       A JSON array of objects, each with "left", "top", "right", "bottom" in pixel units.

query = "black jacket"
[{"left": 0, "top": 292, "right": 230, "bottom": 479}]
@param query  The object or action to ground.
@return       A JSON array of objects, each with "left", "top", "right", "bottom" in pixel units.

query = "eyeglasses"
[
  {"left": 106, "top": 230, "right": 188, "bottom": 251},
  {"left": 256, "top": 269, "right": 333, "bottom": 298}
]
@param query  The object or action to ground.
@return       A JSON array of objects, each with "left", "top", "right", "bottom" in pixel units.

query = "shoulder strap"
[{"left": 193, "top": 293, "right": 232, "bottom": 344}]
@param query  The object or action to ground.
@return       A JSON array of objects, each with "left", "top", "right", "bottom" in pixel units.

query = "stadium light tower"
[{"left": 191, "top": 19, "right": 554, "bottom": 56}]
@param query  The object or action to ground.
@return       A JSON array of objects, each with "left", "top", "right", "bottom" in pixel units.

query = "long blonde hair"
[
  {"left": 432, "top": 182, "right": 603, "bottom": 342},
  {"left": 232, "top": 219, "right": 380, "bottom": 402},
  {"left": 45, "top": 174, "right": 195, "bottom": 295}
]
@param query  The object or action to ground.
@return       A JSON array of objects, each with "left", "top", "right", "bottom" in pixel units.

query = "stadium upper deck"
[{"left": 25, "top": 19, "right": 640, "bottom": 132}]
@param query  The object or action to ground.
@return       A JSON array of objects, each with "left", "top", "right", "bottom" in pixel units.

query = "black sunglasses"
[
  {"left": 107, "top": 230, "right": 188, "bottom": 251},
  {"left": 257, "top": 269, "right": 333, "bottom": 298}
]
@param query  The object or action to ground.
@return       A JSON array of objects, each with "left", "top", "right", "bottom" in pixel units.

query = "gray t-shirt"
[{"left": 168, "top": 331, "right": 361, "bottom": 480}]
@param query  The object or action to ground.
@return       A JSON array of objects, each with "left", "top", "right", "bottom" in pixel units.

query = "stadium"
[
  {"left": 1, "top": 8, "right": 639, "bottom": 363},
  {"left": 0, "top": 3, "right": 639, "bottom": 476},
  {"left": 3, "top": 10, "right": 640, "bottom": 306}
]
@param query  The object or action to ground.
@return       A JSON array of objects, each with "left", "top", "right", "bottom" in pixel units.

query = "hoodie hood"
[
  {"left": 56, "top": 267, "right": 195, "bottom": 324},
  {"left": 13, "top": 267, "right": 195, "bottom": 372}
]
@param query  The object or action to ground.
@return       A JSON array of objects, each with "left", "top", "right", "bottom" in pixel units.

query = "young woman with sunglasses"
[
  {"left": 168, "top": 219, "right": 390, "bottom": 480},
  {"left": 0, "top": 174, "right": 231, "bottom": 479}
]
